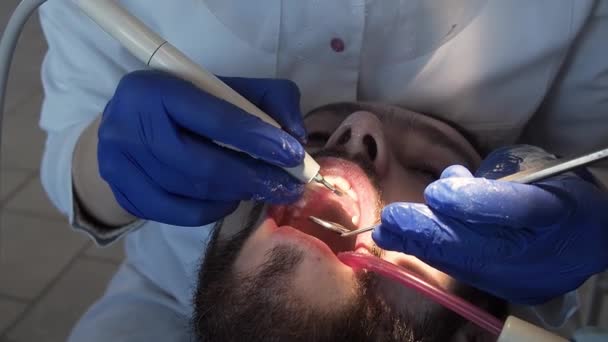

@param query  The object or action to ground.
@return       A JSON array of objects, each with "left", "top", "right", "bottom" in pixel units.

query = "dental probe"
[
  {"left": 313, "top": 146, "right": 608, "bottom": 237},
  {"left": 308, "top": 216, "right": 351, "bottom": 234},
  {"left": 498, "top": 147, "right": 608, "bottom": 183},
  {"left": 72, "top": 0, "right": 343, "bottom": 196}
]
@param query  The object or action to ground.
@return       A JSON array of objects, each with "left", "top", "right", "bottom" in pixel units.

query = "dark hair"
[{"left": 192, "top": 204, "right": 507, "bottom": 341}]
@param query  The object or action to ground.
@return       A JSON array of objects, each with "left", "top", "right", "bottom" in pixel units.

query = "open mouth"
[{"left": 268, "top": 157, "right": 380, "bottom": 255}]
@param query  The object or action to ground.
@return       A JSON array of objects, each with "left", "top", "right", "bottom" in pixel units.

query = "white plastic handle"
[
  {"left": 497, "top": 316, "right": 568, "bottom": 342},
  {"left": 73, "top": 0, "right": 319, "bottom": 183}
]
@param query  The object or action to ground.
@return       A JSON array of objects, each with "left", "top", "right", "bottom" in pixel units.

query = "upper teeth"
[
  {"left": 324, "top": 176, "right": 351, "bottom": 192},
  {"left": 323, "top": 175, "right": 358, "bottom": 202}
]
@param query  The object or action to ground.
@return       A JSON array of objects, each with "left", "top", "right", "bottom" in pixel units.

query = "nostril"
[
  {"left": 336, "top": 128, "right": 351, "bottom": 145},
  {"left": 363, "top": 135, "right": 377, "bottom": 160}
]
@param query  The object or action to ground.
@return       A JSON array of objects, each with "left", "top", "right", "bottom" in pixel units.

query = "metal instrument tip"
[
  {"left": 309, "top": 215, "right": 377, "bottom": 238},
  {"left": 314, "top": 174, "right": 345, "bottom": 196},
  {"left": 308, "top": 216, "right": 350, "bottom": 234}
]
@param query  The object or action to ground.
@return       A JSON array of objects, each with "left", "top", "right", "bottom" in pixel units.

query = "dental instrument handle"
[
  {"left": 340, "top": 225, "right": 376, "bottom": 237},
  {"left": 500, "top": 147, "right": 608, "bottom": 184},
  {"left": 497, "top": 316, "right": 567, "bottom": 342},
  {"left": 72, "top": 0, "right": 324, "bottom": 187}
]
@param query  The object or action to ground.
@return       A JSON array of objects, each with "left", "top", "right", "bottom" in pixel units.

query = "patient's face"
[{"left": 194, "top": 103, "right": 500, "bottom": 341}]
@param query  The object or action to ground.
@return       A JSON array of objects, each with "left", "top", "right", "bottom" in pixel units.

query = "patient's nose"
[{"left": 325, "top": 111, "right": 388, "bottom": 177}]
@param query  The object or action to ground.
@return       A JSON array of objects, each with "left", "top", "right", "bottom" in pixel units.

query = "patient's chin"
[
  {"left": 373, "top": 274, "right": 444, "bottom": 320},
  {"left": 232, "top": 218, "right": 360, "bottom": 310}
]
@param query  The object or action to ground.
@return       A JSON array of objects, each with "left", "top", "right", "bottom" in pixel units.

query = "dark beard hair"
[
  {"left": 191, "top": 203, "right": 467, "bottom": 342},
  {"left": 191, "top": 149, "right": 507, "bottom": 341}
]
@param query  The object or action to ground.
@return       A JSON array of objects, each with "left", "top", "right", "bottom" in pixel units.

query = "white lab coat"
[{"left": 37, "top": 0, "right": 608, "bottom": 341}]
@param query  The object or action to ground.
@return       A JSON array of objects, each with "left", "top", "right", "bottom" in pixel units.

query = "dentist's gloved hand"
[
  {"left": 373, "top": 145, "right": 608, "bottom": 304},
  {"left": 98, "top": 70, "right": 306, "bottom": 226}
]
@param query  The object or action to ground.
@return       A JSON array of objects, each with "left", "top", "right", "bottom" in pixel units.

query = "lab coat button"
[{"left": 330, "top": 38, "right": 345, "bottom": 52}]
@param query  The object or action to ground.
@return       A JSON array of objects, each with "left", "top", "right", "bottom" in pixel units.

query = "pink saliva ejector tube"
[{"left": 338, "top": 252, "right": 504, "bottom": 336}]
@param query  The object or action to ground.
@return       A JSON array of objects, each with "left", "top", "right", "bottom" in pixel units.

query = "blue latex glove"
[
  {"left": 373, "top": 145, "right": 608, "bottom": 304},
  {"left": 98, "top": 70, "right": 306, "bottom": 226}
]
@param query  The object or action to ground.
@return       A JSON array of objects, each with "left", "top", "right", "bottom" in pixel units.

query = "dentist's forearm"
[{"left": 72, "top": 116, "right": 136, "bottom": 228}]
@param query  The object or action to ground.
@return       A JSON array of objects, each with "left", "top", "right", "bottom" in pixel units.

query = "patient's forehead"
[
  {"left": 306, "top": 102, "right": 468, "bottom": 144},
  {"left": 306, "top": 102, "right": 421, "bottom": 121}
]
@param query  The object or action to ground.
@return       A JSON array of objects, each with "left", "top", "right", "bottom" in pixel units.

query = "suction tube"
[{"left": 338, "top": 252, "right": 504, "bottom": 336}]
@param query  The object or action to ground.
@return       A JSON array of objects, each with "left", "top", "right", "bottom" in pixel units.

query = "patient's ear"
[{"left": 449, "top": 321, "right": 497, "bottom": 342}]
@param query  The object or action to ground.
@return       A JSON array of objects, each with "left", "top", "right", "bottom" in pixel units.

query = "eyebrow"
[{"left": 306, "top": 102, "right": 477, "bottom": 168}]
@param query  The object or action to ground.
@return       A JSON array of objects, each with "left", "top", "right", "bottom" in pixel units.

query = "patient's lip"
[
  {"left": 268, "top": 157, "right": 380, "bottom": 255},
  {"left": 273, "top": 193, "right": 358, "bottom": 254},
  {"left": 272, "top": 223, "right": 338, "bottom": 258},
  {"left": 315, "top": 157, "right": 379, "bottom": 229}
]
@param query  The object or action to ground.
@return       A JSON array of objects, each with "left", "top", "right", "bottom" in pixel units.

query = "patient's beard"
[
  {"left": 191, "top": 150, "right": 505, "bottom": 341},
  {"left": 194, "top": 241, "right": 372, "bottom": 341},
  {"left": 191, "top": 214, "right": 464, "bottom": 342}
]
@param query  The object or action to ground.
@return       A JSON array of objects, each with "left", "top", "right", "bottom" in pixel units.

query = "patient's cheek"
[
  {"left": 233, "top": 218, "right": 276, "bottom": 275},
  {"left": 291, "top": 253, "right": 359, "bottom": 311},
  {"left": 232, "top": 217, "right": 359, "bottom": 312},
  {"left": 380, "top": 168, "right": 427, "bottom": 204}
]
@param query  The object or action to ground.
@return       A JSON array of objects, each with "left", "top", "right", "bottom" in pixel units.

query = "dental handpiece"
[{"left": 72, "top": 0, "right": 342, "bottom": 196}]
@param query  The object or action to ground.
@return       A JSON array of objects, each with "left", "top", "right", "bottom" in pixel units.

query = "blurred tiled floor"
[{"left": 1, "top": 3, "right": 124, "bottom": 341}]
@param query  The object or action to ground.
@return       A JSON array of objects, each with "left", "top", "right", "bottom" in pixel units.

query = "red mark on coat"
[{"left": 330, "top": 38, "right": 345, "bottom": 53}]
